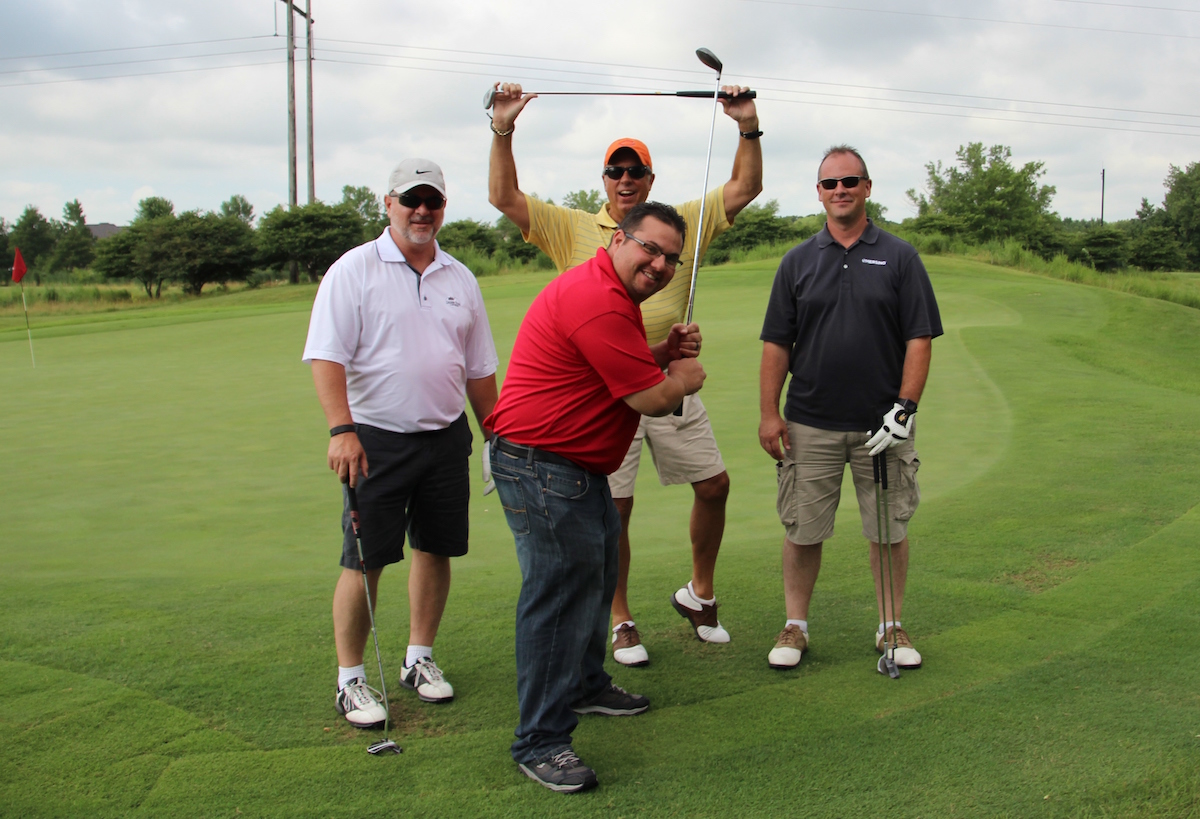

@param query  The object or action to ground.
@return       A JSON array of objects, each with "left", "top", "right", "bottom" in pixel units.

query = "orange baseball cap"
[{"left": 604, "top": 138, "right": 652, "bottom": 168}]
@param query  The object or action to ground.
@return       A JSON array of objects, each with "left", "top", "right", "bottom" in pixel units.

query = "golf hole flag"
[{"left": 12, "top": 247, "right": 26, "bottom": 283}]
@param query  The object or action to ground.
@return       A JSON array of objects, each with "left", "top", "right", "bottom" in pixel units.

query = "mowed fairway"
[{"left": 2, "top": 256, "right": 1199, "bottom": 818}]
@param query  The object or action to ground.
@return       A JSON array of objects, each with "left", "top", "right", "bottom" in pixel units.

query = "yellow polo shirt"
[{"left": 523, "top": 186, "right": 730, "bottom": 345}]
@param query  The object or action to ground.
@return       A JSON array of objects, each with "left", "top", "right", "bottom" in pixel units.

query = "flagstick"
[{"left": 20, "top": 280, "right": 35, "bottom": 368}]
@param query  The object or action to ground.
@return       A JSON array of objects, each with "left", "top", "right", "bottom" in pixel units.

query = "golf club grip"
[
  {"left": 675, "top": 90, "right": 756, "bottom": 100},
  {"left": 880, "top": 452, "right": 888, "bottom": 490},
  {"left": 344, "top": 481, "right": 360, "bottom": 514},
  {"left": 873, "top": 453, "right": 881, "bottom": 483}
]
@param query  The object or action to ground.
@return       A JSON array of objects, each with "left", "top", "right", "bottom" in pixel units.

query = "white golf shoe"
[
  {"left": 670, "top": 587, "right": 730, "bottom": 643},
  {"left": 876, "top": 626, "right": 922, "bottom": 669},
  {"left": 612, "top": 623, "right": 649, "bottom": 667},
  {"left": 400, "top": 658, "right": 455, "bottom": 702},
  {"left": 335, "top": 678, "right": 387, "bottom": 728},
  {"left": 767, "top": 624, "right": 808, "bottom": 669}
]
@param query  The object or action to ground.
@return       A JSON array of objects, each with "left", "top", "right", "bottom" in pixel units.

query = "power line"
[
  {"left": 0, "top": 35, "right": 279, "bottom": 63},
  {"left": 1050, "top": 0, "right": 1200, "bottom": 12},
  {"left": 0, "top": 59, "right": 280, "bottom": 89},
  {"left": 739, "top": 0, "right": 1200, "bottom": 39},
  {"left": 0, "top": 47, "right": 283, "bottom": 77}
]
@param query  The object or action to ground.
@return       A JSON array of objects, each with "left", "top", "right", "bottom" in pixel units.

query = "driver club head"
[
  {"left": 483, "top": 86, "right": 497, "bottom": 110},
  {"left": 695, "top": 47, "right": 723, "bottom": 74},
  {"left": 367, "top": 739, "right": 403, "bottom": 755},
  {"left": 878, "top": 655, "right": 901, "bottom": 679}
]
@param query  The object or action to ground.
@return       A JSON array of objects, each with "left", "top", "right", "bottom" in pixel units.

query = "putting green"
[{"left": 1, "top": 256, "right": 1198, "bottom": 817}]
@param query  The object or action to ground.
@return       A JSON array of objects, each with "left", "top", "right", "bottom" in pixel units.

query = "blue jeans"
[{"left": 490, "top": 445, "right": 620, "bottom": 765}]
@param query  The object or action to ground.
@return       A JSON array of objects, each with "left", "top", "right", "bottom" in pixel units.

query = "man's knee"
[{"left": 692, "top": 470, "right": 730, "bottom": 505}]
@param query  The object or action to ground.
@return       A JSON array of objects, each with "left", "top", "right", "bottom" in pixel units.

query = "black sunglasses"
[
  {"left": 818, "top": 175, "right": 867, "bottom": 190},
  {"left": 393, "top": 191, "right": 446, "bottom": 210},
  {"left": 624, "top": 232, "right": 681, "bottom": 268},
  {"left": 603, "top": 165, "right": 651, "bottom": 180}
]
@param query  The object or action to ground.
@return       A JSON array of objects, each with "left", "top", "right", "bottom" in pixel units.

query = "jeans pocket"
[
  {"left": 493, "top": 473, "right": 530, "bottom": 536},
  {"left": 542, "top": 470, "right": 589, "bottom": 500},
  {"left": 892, "top": 450, "right": 921, "bottom": 522},
  {"left": 776, "top": 460, "right": 798, "bottom": 528}
]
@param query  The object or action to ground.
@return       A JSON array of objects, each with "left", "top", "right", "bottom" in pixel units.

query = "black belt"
[{"left": 493, "top": 436, "right": 580, "bottom": 469}]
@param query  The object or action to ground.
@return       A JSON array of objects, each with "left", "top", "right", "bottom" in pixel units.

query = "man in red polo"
[{"left": 486, "top": 202, "right": 706, "bottom": 793}]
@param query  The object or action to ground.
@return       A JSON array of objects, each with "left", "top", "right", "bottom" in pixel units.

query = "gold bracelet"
[{"left": 490, "top": 122, "right": 514, "bottom": 137}]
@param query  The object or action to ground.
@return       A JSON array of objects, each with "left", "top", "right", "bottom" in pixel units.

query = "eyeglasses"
[
  {"left": 818, "top": 175, "right": 868, "bottom": 190},
  {"left": 392, "top": 191, "right": 446, "bottom": 210},
  {"left": 623, "top": 232, "right": 680, "bottom": 268},
  {"left": 603, "top": 165, "right": 652, "bottom": 180}
]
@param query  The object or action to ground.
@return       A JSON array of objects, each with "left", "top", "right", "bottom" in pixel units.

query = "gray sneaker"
[
  {"left": 571, "top": 683, "right": 649, "bottom": 716},
  {"left": 519, "top": 748, "right": 598, "bottom": 793}
]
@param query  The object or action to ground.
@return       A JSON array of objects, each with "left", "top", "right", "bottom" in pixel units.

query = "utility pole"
[
  {"left": 1100, "top": 169, "right": 1106, "bottom": 225},
  {"left": 306, "top": 0, "right": 315, "bottom": 204},
  {"left": 285, "top": 0, "right": 297, "bottom": 209}
]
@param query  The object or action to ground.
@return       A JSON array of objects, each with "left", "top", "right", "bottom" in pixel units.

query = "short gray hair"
[{"left": 819, "top": 145, "right": 869, "bottom": 180}]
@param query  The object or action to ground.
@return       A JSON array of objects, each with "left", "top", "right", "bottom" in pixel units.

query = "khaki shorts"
[
  {"left": 776, "top": 421, "right": 920, "bottom": 546},
  {"left": 608, "top": 394, "right": 726, "bottom": 498}
]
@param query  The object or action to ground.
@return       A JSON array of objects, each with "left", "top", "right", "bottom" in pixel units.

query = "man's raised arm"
[
  {"left": 487, "top": 82, "right": 537, "bottom": 235},
  {"left": 719, "top": 85, "right": 763, "bottom": 222}
]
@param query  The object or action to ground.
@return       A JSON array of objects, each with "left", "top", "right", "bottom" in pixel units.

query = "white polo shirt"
[{"left": 303, "top": 229, "right": 499, "bottom": 433}]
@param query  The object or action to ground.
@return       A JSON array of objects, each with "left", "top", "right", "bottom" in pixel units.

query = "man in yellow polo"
[{"left": 487, "top": 82, "right": 763, "bottom": 666}]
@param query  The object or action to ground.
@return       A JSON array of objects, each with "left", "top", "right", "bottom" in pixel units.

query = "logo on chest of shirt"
[
  {"left": 445, "top": 296, "right": 463, "bottom": 307},
  {"left": 861, "top": 258, "right": 887, "bottom": 266}
]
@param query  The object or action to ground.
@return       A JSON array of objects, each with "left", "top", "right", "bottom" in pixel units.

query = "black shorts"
[{"left": 340, "top": 414, "right": 473, "bottom": 570}]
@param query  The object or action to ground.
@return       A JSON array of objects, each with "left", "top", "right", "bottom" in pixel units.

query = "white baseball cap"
[{"left": 387, "top": 158, "right": 447, "bottom": 198}]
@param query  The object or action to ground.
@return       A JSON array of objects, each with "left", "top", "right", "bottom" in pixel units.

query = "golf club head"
[
  {"left": 696, "top": 48, "right": 723, "bottom": 74},
  {"left": 877, "top": 655, "right": 901, "bottom": 679},
  {"left": 367, "top": 739, "right": 403, "bottom": 755},
  {"left": 483, "top": 86, "right": 497, "bottom": 110}
]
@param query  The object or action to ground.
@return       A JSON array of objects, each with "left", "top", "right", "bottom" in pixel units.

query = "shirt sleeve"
[
  {"left": 302, "top": 257, "right": 361, "bottom": 365},
  {"left": 569, "top": 311, "right": 665, "bottom": 400},
  {"left": 897, "top": 251, "right": 944, "bottom": 341},
  {"left": 524, "top": 195, "right": 582, "bottom": 273},
  {"left": 464, "top": 280, "right": 500, "bottom": 379},
  {"left": 760, "top": 252, "right": 799, "bottom": 346}
]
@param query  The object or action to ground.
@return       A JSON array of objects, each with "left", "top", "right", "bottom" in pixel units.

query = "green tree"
[
  {"left": 9, "top": 206, "right": 56, "bottom": 280},
  {"left": 1162, "top": 161, "right": 1200, "bottom": 267},
  {"left": 563, "top": 189, "right": 604, "bottom": 213},
  {"left": 492, "top": 214, "right": 550, "bottom": 266},
  {"left": 437, "top": 219, "right": 498, "bottom": 257},
  {"left": 907, "top": 143, "right": 1057, "bottom": 250},
  {"left": 341, "top": 185, "right": 387, "bottom": 240},
  {"left": 136, "top": 197, "right": 175, "bottom": 222},
  {"left": 219, "top": 194, "right": 255, "bottom": 225},
  {"left": 1129, "top": 226, "right": 1188, "bottom": 271},
  {"left": 703, "top": 200, "right": 814, "bottom": 264},
  {"left": 257, "top": 202, "right": 365, "bottom": 282},
  {"left": 169, "top": 211, "right": 257, "bottom": 295},
  {"left": 1076, "top": 224, "right": 1129, "bottom": 272},
  {"left": 93, "top": 229, "right": 145, "bottom": 292},
  {"left": 865, "top": 200, "right": 889, "bottom": 223},
  {"left": 0, "top": 218, "right": 12, "bottom": 279},
  {"left": 46, "top": 199, "right": 96, "bottom": 273}
]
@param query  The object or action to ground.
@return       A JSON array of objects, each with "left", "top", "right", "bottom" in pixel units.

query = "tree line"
[{"left": 4, "top": 148, "right": 1198, "bottom": 296}]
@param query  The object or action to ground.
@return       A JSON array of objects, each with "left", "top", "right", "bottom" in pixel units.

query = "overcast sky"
[{"left": 2, "top": 0, "right": 1198, "bottom": 229}]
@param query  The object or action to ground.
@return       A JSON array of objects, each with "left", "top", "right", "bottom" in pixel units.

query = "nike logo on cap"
[{"left": 415, "top": 169, "right": 431, "bottom": 174}]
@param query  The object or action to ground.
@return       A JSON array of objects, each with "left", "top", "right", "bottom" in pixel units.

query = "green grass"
[{"left": 2, "top": 256, "right": 1199, "bottom": 817}]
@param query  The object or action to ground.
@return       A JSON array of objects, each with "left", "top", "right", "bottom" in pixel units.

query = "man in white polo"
[{"left": 303, "top": 159, "right": 499, "bottom": 728}]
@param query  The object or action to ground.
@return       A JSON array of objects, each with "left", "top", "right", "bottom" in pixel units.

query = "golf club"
[
  {"left": 673, "top": 47, "right": 725, "bottom": 417},
  {"left": 345, "top": 480, "right": 403, "bottom": 755},
  {"left": 874, "top": 453, "right": 900, "bottom": 679},
  {"left": 483, "top": 86, "right": 754, "bottom": 110}
]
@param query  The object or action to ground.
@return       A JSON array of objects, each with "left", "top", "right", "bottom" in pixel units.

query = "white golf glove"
[
  {"left": 481, "top": 439, "right": 496, "bottom": 496},
  {"left": 866, "top": 401, "right": 916, "bottom": 457}
]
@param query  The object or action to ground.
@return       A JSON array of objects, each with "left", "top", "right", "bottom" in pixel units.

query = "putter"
[
  {"left": 483, "top": 86, "right": 754, "bottom": 109},
  {"left": 345, "top": 480, "right": 403, "bottom": 755},
  {"left": 673, "top": 47, "right": 726, "bottom": 418},
  {"left": 874, "top": 453, "right": 900, "bottom": 679}
]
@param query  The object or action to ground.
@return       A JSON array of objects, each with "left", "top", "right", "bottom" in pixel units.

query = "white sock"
[
  {"left": 687, "top": 581, "right": 715, "bottom": 607},
  {"left": 613, "top": 620, "right": 635, "bottom": 633},
  {"left": 878, "top": 620, "right": 901, "bottom": 635},
  {"left": 786, "top": 619, "right": 808, "bottom": 635},
  {"left": 338, "top": 665, "right": 366, "bottom": 690},
  {"left": 406, "top": 645, "right": 433, "bottom": 667}
]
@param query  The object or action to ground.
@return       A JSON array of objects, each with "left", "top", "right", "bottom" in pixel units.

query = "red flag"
[{"left": 12, "top": 247, "right": 26, "bottom": 283}]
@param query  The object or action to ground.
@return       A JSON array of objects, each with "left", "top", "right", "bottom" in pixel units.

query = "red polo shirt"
[{"left": 486, "top": 248, "right": 666, "bottom": 474}]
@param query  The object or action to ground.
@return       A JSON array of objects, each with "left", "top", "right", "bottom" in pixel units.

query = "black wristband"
[
  {"left": 898, "top": 398, "right": 918, "bottom": 416},
  {"left": 739, "top": 129, "right": 763, "bottom": 139},
  {"left": 329, "top": 424, "right": 357, "bottom": 437}
]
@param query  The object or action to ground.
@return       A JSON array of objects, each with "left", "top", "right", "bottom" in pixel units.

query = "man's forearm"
[
  {"left": 312, "top": 359, "right": 353, "bottom": 427},
  {"left": 760, "top": 342, "right": 791, "bottom": 418},
  {"left": 466, "top": 374, "right": 499, "bottom": 433},
  {"left": 723, "top": 113, "right": 763, "bottom": 220},
  {"left": 488, "top": 133, "right": 530, "bottom": 233},
  {"left": 899, "top": 337, "right": 932, "bottom": 404}
]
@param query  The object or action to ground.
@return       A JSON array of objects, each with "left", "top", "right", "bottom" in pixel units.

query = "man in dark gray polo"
[{"left": 758, "top": 145, "right": 942, "bottom": 672}]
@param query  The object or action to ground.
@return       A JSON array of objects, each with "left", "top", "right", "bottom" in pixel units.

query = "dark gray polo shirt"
[{"left": 760, "top": 221, "right": 942, "bottom": 432}]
